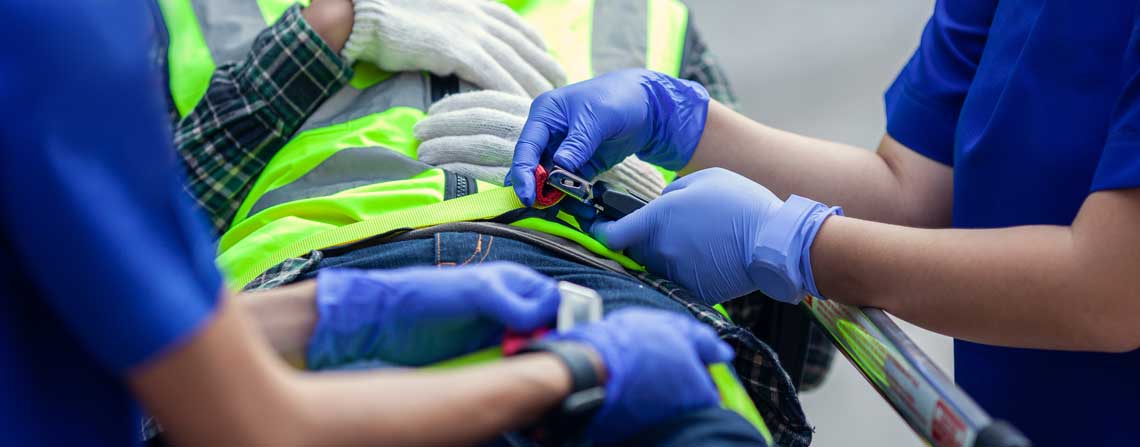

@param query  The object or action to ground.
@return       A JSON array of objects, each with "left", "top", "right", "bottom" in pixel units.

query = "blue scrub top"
[
  {"left": 0, "top": 2, "right": 221, "bottom": 445},
  {"left": 885, "top": 0, "right": 1140, "bottom": 443}
]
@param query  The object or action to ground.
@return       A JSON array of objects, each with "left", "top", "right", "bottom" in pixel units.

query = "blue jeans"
[
  {"left": 308, "top": 232, "right": 690, "bottom": 316},
  {"left": 298, "top": 232, "right": 766, "bottom": 446}
]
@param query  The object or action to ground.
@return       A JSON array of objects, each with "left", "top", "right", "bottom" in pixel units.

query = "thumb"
[
  {"left": 483, "top": 265, "right": 561, "bottom": 330},
  {"left": 509, "top": 119, "right": 553, "bottom": 206},
  {"left": 683, "top": 320, "right": 735, "bottom": 365}
]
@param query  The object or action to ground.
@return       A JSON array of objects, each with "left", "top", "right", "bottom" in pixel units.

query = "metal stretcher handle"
[{"left": 802, "top": 297, "right": 1032, "bottom": 447}]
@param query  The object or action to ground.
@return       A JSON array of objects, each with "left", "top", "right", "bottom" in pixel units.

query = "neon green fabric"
[
  {"left": 646, "top": 0, "right": 688, "bottom": 183},
  {"left": 228, "top": 106, "right": 426, "bottom": 228},
  {"left": 256, "top": 0, "right": 309, "bottom": 25},
  {"left": 157, "top": 0, "right": 214, "bottom": 117},
  {"left": 507, "top": 0, "right": 595, "bottom": 84},
  {"left": 710, "top": 363, "right": 774, "bottom": 445}
]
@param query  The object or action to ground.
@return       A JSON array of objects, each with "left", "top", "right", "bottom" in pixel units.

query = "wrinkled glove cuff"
[
  {"left": 307, "top": 268, "right": 397, "bottom": 369},
  {"left": 641, "top": 71, "right": 710, "bottom": 171},
  {"left": 748, "top": 195, "right": 841, "bottom": 304},
  {"left": 341, "top": 0, "right": 387, "bottom": 64}
]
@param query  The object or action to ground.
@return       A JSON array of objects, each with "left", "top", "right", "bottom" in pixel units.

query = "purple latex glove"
[
  {"left": 308, "top": 262, "right": 560, "bottom": 368},
  {"left": 507, "top": 69, "right": 710, "bottom": 205},
  {"left": 555, "top": 308, "right": 734, "bottom": 444},
  {"left": 591, "top": 168, "right": 842, "bottom": 305}
]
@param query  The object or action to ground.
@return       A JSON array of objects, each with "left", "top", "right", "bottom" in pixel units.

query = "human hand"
[
  {"left": 414, "top": 90, "right": 666, "bottom": 198},
  {"left": 591, "top": 168, "right": 842, "bottom": 305},
  {"left": 555, "top": 308, "right": 734, "bottom": 444},
  {"left": 507, "top": 69, "right": 709, "bottom": 206},
  {"left": 341, "top": 0, "right": 566, "bottom": 98},
  {"left": 307, "top": 262, "right": 560, "bottom": 368}
]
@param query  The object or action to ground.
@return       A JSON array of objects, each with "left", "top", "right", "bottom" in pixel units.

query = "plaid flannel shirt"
[{"left": 169, "top": 6, "right": 353, "bottom": 234}]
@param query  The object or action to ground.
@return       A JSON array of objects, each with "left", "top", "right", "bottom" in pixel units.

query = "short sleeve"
[
  {"left": 0, "top": 3, "right": 221, "bottom": 374},
  {"left": 1095, "top": 11, "right": 1140, "bottom": 192},
  {"left": 883, "top": 0, "right": 998, "bottom": 166}
]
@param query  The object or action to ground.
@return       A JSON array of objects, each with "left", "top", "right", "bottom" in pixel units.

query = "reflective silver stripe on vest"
[
  {"left": 591, "top": 0, "right": 649, "bottom": 75},
  {"left": 192, "top": 0, "right": 268, "bottom": 66},
  {"left": 248, "top": 147, "right": 434, "bottom": 215},
  {"left": 297, "top": 72, "right": 431, "bottom": 132}
]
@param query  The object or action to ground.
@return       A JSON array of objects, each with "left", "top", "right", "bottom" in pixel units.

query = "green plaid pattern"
[{"left": 172, "top": 5, "right": 352, "bottom": 234}]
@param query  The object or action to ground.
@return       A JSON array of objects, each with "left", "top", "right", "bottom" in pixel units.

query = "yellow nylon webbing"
[{"left": 227, "top": 187, "right": 524, "bottom": 288}]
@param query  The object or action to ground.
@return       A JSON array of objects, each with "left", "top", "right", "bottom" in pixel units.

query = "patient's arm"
[
  {"left": 238, "top": 280, "right": 319, "bottom": 364},
  {"left": 131, "top": 294, "right": 575, "bottom": 445},
  {"left": 172, "top": 2, "right": 354, "bottom": 235}
]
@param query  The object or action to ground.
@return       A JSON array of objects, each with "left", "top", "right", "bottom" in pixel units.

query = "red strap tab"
[
  {"left": 533, "top": 165, "right": 566, "bottom": 207},
  {"left": 502, "top": 327, "right": 551, "bottom": 356}
]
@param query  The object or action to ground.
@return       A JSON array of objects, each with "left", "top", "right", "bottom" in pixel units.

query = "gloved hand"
[
  {"left": 342, "top": 0, "right": 566, "bottom": 98},
  {"left": 591, "top": 168, "right": 843, "bottom": 305},
  {"left": 555, "top": 308, "right": 734, "bottom": 444},
  {"left": 508, "top": 69, "right": 710, "bottom": 206},
  {"left": 307, "top": 262, "right": 560, "bottom": 369},
  {"left": 414, "top": 90, "right": 667, "bottom": 199}
]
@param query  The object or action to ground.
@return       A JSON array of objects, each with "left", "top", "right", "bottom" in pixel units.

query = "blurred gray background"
[{"left": 681, "top": 1, "right": 948, "bottom": 445}]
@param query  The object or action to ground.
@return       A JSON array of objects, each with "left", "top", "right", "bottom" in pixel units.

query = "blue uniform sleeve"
[
  {"left": 1095, "top": 11, "right": 1140, "bottom": 192},
  {"left": 883, "top": 0, "right": 998, "bottom": 166},
  {"left": 0, "top": 2, "right": 221, "bottom": 374}
]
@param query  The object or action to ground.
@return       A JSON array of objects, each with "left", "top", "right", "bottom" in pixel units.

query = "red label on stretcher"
[{"left": 932, "top": 399, "right": 968, "bottom": 447}]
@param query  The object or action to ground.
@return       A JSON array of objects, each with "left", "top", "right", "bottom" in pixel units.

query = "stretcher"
[{"left": 794, "top": 296, "right": 1032, "bottom": 447}]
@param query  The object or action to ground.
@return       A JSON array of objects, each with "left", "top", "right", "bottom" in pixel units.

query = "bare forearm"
[
  {"left": 301, "top": 0, "right": 354, "bottom": 53},
  {"left": 297, "top": 354, "right": 572, "bottom": 445},
  {"left": 812, "top": 190, "right": 1140, "bottom": 352},
  {"left": 135, "top": 293, "right": 576, "bottom": 445},
  {"left": 239, "top": 280, "right": 318, "bottom": 362},
  {"left": 685, "top": 101, "right": 951, "bottom": 226}
]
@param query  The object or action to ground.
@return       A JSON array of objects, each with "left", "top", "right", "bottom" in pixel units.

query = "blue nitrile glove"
[
  {"left": 591, "top": 168, "right": 843, "bottom": 305},
  {"left": 555, "top": 308, "right": 735, "bottom": 444},
  {"left": 507, "top": 68, "right": 710, "bottom": 205},
  {"left": 307, "top": 262, "right": 560, "bottom": 369}
]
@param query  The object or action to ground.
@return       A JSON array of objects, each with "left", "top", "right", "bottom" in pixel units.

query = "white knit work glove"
[
  {"left": 343, "top": 0, "right": 567, "bottom": 98},
  {"left": 413, "top": 91, "right": 667, "bottom": 200}
]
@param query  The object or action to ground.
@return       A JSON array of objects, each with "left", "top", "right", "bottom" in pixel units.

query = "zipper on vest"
[
  {"left": 430, "top": 74, "right": 461, "bottom": 103},
  {"left": 444, "top": 172, "right": 478, "bottom": 200}
]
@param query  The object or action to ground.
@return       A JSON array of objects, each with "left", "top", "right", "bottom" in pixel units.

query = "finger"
[
  {"left": 579, "top": 156, "right": 607, "bottom": 181},
  {"left": 482, "top": 264, "right": 561, "bottom": 330},
  {"left": 510, "top": 118, "right": 555, "bottom": 206},
  {"left": 476, "top": 29, "right": 555, "bottom": 98},
  {"left": 552, "top": 128, "right": 600, "bottom": 173},
  {"left": 588, "top": 203, "right": 653, "bottom": 251},
  {"left": 479, "top": 5, "right": 568, "bottom": 90},
  {"left": 453, "top": 44, "right": 528, "bottom": 97},
  {"left": 477, "top": 1, "right": 549, "bottom": 49},
  {"left": 413, "top": 108, "right": 525, "bottom": 141},
  {"left": 681, "top": 319, "right": 735, "bottom": 364},
  {"left": 663, "top": 166, "right": 740, "bottom": 194},
  {"left": 418, "top": 135, "right": 514, "bottom": 166},
  {"left": 428, "top": 90, "right": 532, "bottom": 117}
]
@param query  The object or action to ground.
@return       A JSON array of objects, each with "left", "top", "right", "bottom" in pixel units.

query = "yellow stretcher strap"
[{"left": 229, "top": 187, "right": 525, "bottom": 288}]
